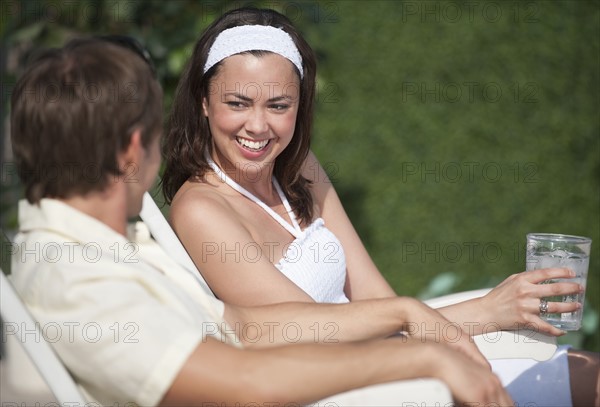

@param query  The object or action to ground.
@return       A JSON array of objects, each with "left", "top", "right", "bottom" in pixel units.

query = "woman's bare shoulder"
[{"left": 170, "top": 179, "right": 233, "bottom": 227}]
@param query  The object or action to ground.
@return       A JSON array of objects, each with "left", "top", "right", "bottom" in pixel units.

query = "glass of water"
[{"left": 526, "top": 233, "right": 592, "bottom": 330}]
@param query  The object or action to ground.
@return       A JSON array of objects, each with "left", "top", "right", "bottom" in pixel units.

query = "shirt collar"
[{"left": 18, "top": 198, "right": 131, "bottom": 248}]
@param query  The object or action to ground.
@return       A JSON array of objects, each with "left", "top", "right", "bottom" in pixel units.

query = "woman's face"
[{"left": 202, "top": 52, "right": 300, "bottom": 179}]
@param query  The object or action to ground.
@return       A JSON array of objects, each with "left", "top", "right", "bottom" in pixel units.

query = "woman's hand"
[{"left": 480, "top": 267, "right": 583, "bottom": 336}]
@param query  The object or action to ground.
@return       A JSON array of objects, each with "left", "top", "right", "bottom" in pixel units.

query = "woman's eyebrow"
[
  {"left": 223, "top": 92, "right": 295, "bottom": 102},
  {"left": 267, "top": 95, "right": 295, "bottom": 102},
  {"left": 223, "top": 92, "right": 253, "bottom": 101}
]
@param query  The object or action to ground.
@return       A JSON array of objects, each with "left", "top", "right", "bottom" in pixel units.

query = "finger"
[
  {"left": 513, "top": 317, "right": 566, "bottom": 337},
  {"left": 526, "top": 318, "right": 567, "bottom": 337},
  {"left": 547, "top": 301, "right": 581, "bottom": 314},
  {"left": 500, "top": 389, "right": 515, "bottom": 406},
  {"left": 486, "top": 374, "right": 512, "bottom": 406},
  {"left": 524, "top": 267, "right": 575, "bottom": 284},
  {"left": 494, "top": 383, "right": 514, "bottom": 406},
  {"left": 537, "top": 281, "right": 583, "bottom": 298}
]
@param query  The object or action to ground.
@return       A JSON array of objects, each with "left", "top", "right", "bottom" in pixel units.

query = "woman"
[{"left": 162, "top": 7, "right": 598, "bottom": 406}]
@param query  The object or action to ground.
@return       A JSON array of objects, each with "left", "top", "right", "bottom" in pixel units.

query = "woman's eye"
[
  {"left": 270, "top": 104, "right": 290, "bottom": 111},
  {"left": 226, "top": 101, "right": 245, "bottom": 109}
]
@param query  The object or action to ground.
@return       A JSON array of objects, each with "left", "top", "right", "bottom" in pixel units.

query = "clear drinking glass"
[{"left": 526, "top": 233, "right": 592, "bottom": 331}]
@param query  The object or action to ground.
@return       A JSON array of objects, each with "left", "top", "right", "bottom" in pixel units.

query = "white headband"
[{"left": 204, "top": 25, "right": 304, "bottom": 79}]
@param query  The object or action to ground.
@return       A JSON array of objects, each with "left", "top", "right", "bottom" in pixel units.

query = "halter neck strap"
[{"left": 206, "top": 154, "right": 303, "bottom": 238}]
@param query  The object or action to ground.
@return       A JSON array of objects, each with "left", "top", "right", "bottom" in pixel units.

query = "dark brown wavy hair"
[{"left": 161, "top": 7, "right": 317, "bottom": 224}]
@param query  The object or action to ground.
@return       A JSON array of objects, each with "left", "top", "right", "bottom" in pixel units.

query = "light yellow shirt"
[{"left": 11, "top": 199, "right": 237, "bottom": 406}]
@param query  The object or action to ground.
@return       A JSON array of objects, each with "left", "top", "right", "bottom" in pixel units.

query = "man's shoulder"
[{"left": 10, "top": 225, "right": 138, "bottom": 307}]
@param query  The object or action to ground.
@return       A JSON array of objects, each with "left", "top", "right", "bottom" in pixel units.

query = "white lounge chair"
[{"left": 0, "top": 270, "right": 86, "bottom": 405}]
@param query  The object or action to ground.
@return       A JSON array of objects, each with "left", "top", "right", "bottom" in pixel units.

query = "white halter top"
[{"left": 207, "top": 156, "right": 349, "bottom": 304}]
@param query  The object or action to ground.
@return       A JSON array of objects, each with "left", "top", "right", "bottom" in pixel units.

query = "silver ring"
[{"left": 539, "top": 299, "right": 549, "bottom": 315}]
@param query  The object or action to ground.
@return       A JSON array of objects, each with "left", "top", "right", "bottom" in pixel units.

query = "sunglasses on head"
[{"left": 96, "top": 34, "right": 157, "bottom": 78}]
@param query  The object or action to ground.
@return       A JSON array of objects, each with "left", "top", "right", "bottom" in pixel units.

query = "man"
[{"left": 9, "top": 37, "right": 511, "bottom": 406}]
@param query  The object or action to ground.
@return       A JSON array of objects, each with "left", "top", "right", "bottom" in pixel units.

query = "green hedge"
[{"left": 309, "top": 1, "right": 599, "bottom": 351}]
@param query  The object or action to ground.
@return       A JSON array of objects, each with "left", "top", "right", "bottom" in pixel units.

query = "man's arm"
[
  {"left": 224, "top": 296, "right": 490, "bottom": 368},
  {"left": 160, "top": 336, "right": 512, "bottom": 406}
]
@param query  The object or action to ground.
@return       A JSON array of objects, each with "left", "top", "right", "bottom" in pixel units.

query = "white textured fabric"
[
  {"left": 274, "top": 218, "right": 349, "bottom": 303},
  {"left": 10, "top": 199, "right": 237, "bottom": 406},
  {"left": 204, "top": 25, "right": 304, "bottom": 78},
  {"left": 207, "top": 156, "right": 349, "bottom": 303}
]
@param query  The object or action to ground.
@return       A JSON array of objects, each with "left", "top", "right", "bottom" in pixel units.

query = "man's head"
[{"left": 11, "top": 37, "right": 163, "bottom": 205}]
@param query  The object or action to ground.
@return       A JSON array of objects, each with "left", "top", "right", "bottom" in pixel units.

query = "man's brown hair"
[{"left": 11, "top": 38, "right": 163, "bottom": 203}]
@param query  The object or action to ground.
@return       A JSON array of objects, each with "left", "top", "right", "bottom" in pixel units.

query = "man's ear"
[
  {"left": 118, "top": 128, "right": 144, "bottom": 168},
  {"left": 201, "top": 97, "right": 209, "bottom": 117}
]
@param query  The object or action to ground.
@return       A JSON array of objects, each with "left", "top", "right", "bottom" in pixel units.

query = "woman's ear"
[{"left": 201, "top": 97, "right": 209, "bottom": 117}]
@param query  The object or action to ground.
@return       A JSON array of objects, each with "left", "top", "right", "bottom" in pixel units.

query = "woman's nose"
[{"left": 244, "top": 108, "right": 269, "bottom": 135}]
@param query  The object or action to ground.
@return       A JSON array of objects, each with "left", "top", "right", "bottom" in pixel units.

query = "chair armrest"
[
  {"left": 317, "top": 379, "right": 452, "bottom": 406},
  {"left": 0, "top": 328, "right": 59, "bottom": 404},
  {"left": 424, "top": 288, "right": 557, "bottom": 361}
]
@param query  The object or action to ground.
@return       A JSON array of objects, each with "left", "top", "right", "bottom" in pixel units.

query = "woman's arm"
[
  {"left": 170, "top": 184, "right": 316, "bottom": 306},
  {"left": 303, "top": 151, "right": 397, "bottom": 300}
]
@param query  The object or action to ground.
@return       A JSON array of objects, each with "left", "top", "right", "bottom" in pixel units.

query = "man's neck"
[{"left": 61, "top": 184, "right": 129, "bottom": 236}]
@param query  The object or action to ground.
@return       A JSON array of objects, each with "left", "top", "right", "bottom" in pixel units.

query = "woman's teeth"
[{"left": 236, "top": 137, "right": 270, "bottom": 151}]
